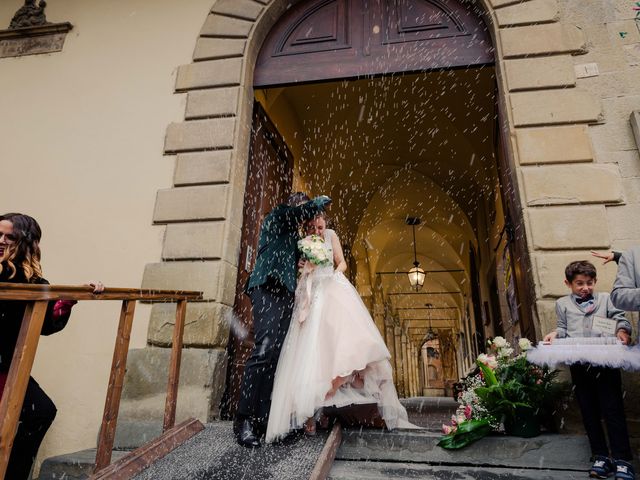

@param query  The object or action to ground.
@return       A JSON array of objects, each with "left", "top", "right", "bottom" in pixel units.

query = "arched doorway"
[{"left": 220, "top": 0, "right": 535, "bottom": 417}]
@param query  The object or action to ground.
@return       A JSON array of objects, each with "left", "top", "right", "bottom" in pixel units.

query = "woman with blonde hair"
[{"left": 0, "top": 212, "right": 103, "bottom": 479}]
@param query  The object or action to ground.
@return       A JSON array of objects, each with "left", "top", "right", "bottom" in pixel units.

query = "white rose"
[
  {"left": 519, "top": 338, "right": 532, "bottom": 351},
  {"left": 492, "top": 336, "right": 507, "bottom": 348},
  {"left": 497, "top": 347, "right": 514, "bottom": 358}
]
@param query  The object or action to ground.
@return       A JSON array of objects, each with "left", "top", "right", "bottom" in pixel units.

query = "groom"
[{"left": 234, "top": 192, "right": 331, "bottom": 448}]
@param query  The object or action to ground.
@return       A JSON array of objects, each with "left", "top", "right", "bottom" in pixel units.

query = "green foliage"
[
  {"left": 439, "top": 337, "right": 564, "bottom": 451},
  {"left": 437, "top": 418, "right": 493, "bottom": 450}
]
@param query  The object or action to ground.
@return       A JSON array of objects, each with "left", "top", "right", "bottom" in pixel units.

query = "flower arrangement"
[
  {"left": 298, "top": 234, "right": 332, "bottom": 267},
  {"left": 438, "top": 336, "right": 560, "bottom": 449}
]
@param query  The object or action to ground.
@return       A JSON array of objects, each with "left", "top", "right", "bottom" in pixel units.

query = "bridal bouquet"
[{"left": 298, "top": 234, "right": 332, "bottom": 267}]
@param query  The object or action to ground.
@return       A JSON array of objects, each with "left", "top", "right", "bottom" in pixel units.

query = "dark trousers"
[
  {"left": 236, "top": 281, "right": 294, "bottom": 427},
  {"left": 5, "top": 377, "right": 57, "bottom": 480},
  {"left": 570, "top": 365, "right": 632, "bottom": 461}
]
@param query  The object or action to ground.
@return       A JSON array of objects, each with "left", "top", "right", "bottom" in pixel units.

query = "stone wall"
[{"left": 148, "top": 0, "right": 639, "bottom": 350}]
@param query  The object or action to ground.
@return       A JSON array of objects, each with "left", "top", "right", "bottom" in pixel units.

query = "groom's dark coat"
[{"left": 247, "top": 196, "right": 330, "bottom": 293}]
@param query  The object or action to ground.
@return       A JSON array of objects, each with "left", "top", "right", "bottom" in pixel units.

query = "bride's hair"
[{"left": 305, "top": 212, "right": 332, "bottom": 233}]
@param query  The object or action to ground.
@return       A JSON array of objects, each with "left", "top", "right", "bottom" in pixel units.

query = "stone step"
[
  {"left": 401, "top": 396, "right": 458, "bottom": 430},
  {"left": 113, "top": 418, "right": 163, "bottom": 450},
  {"left": 38, "top": 449, "right": 130, "bottom": 480},
  {"left": 337, "top": 429, "right": 591, "bottom": 471},
  {"left": 329, "top": 460, "right": 586, "bottom": 479}
]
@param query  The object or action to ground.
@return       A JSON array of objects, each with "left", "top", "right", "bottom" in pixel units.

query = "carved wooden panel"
[
  {"left": 382, "top": 0, "right": 465, "bottom": 44},
  {"left": 274, "top": 0, "right": 351, "bottom": 56},
  {"left": 254, "top": 0, "right": 493, "bottom": 87}
]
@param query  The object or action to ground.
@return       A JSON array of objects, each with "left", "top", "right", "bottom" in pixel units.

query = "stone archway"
[{"left": 140, "top": 0, "right": 610, "bottom": 419}]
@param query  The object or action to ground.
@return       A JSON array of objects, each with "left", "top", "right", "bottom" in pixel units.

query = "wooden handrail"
[
  {"left": 0, "top": 283, "right": 204, "bottom": 480},
  {"left": 0, "top": 283, "right": 202, "bottom": 301}
]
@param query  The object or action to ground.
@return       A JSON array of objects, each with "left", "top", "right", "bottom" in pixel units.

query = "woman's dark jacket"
[{"left": 0, "top": 268, "right": 71, "bottom": 373}]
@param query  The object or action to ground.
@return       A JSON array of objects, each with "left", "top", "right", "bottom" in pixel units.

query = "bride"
[{"left": 266, "top": 213, "right": 416, "bottom": 442}]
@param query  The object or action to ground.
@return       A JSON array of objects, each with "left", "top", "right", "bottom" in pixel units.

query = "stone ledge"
[
  {"left": 338, "top": 430, "right": 590, "bottom": 470},
  {"left": 515, "top": 125, "right": 593, "bottom": 164},
  {"left": 495, "top": 0, "right": 559, "bottom": 27},
  {"left": 522, "top": 163, "right": 623, "bottom": 205},
  {"left": 500, "top": 24, "right": 587, "bottom": 58},
  {"left": 510, "top": 89, "right": 602, "bottom": 126},
  {"left": 153, "top": 185, "right": 229, "bottom": 223},
  {"left": 528, "top": 205, "right": 610, "bottom": 249},
  {"left": 185, "top": 87, "right": 239, "bottom": 119},
  {"left": 504, "top": 55, "right": 575, "bottom": 91},
  {"left": 174, "top": 150, "right": 232, "bottom": 186},
  {"left": 165, "top": 118, "right": 236, "bottom": 153},
  {"left": 175, "top": 58, "right": 243, "bottom": 91},
  {"left": 201, "top": 14, "right": 253, "bottom": 38},
  {"left": 0, "top": 22, "right": 73, "bottom": 58}
]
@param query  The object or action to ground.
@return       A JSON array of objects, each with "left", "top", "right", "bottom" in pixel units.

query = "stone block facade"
[
  {"left": 145, "top": 0, "right": 640, "bottom": 345},
  {"left": 128, "top": 0, "right": 640, "bottom": 425}
]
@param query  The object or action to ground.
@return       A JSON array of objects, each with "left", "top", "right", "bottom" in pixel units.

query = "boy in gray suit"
[{"left": 544, "top": 261, "right": 634, "bottom": 480}]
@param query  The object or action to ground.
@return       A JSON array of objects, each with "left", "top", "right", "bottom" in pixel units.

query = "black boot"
[{"left": 233, "top": 418, "right": 261, "bottom": 448}]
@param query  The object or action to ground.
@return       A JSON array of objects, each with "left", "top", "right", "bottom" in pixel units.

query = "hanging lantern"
[
  {"left": 408, "top": 261, "right": 425, "bottom": 291},
  {"left": 406, "top": 217, "right": 425, "bottom": 291}
]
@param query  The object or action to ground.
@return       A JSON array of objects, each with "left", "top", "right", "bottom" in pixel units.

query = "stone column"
[
  {"left": 413, "top": 344, "right": 420, "bottom": 396},
  {"left": 406, "top": 339, "right": 414, "bottom": 397},
  {"left": 386, "top": 323, "right": 397, "bottom": 379},
  {"left": 394, "top": 326, "right": 404, "bottom": 396},
  {"left": 401, "top": 333, "right": 410, "bottom": 398}
]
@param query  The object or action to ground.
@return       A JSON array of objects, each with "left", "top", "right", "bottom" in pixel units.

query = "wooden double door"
[{"left": 219, "top": 103, "right": 293, "bottom": 418}]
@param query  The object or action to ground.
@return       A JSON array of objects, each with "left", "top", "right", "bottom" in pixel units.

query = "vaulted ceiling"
[{"left": 257, "top": 67, "right": 499, "bottom": 341}]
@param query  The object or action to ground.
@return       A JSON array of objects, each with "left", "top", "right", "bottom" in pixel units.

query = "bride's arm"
[{"left": 330, "top": 230, "right": 347, "bottom": 273}]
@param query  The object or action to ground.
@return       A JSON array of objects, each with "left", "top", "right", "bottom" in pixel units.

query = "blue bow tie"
[{"left": 575, "top": 294, "right": 594, "bottom": 304}]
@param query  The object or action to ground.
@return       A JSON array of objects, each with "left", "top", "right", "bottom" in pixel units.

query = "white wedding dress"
[{"left": 266, "top": 229, "right": 415, "bottom": 442}]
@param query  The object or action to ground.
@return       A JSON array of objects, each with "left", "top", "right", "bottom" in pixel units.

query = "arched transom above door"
[{"left": 254, "top": 0, "right": 494, "bottom": 87}]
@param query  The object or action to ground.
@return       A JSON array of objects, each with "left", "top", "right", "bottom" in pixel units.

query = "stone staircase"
[
  {"left": 329, "top": 429, "right": 593, "bottom": 479},
  {"left": 328, "top": 396, "right": 599, "bottom": 480},
  {"left": 39, "top": 394, "right": 638, "bottom": 479}
]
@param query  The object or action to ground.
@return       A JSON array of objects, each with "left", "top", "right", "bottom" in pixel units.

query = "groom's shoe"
[{"left": 234, "top": 419, "right": 261, "bottom": 448}]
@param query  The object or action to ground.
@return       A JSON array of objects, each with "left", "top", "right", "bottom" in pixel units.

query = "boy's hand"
[
  {"left": 616, "top": 329, "right": 631, "bottom": 345},
  {"left": 543, "top": 331, "right": 557, "bottom": 344}
]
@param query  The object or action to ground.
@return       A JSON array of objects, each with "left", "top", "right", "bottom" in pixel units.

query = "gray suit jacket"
[{"left": 611, "top": 246, "right": 640, "bottom": 311}]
